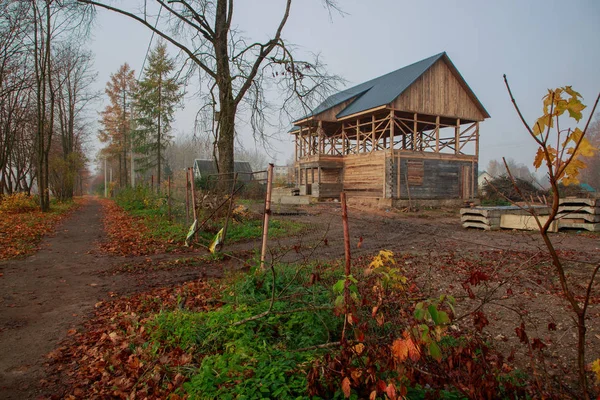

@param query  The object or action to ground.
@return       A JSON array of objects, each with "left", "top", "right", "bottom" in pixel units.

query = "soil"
[{"left": 0, "top": 198, "right": 598, "bottom": 398}]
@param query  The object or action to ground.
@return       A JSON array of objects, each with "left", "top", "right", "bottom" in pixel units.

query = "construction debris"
[
  {"left": 557, "top": 198, "right": 600, "bottom": 232},
  {"left": 461, "top": 205, "right": 550, "bottom": 231}
]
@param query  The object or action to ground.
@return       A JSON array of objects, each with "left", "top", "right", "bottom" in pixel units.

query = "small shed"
[
  {"left": 290, "top": 52, "right": 490, "bottom": 206},
  {"left": 193, "top": 159, "right": 254, "bottom": 182}
]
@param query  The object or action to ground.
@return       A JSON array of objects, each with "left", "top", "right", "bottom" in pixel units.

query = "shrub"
[{"left": 0, "top": 192, "right": 39, "bottom": 213}]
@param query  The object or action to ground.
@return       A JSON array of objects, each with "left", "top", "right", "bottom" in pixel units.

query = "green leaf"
[
  {"left": 429, "top": 341, "right": 442, "bottom": 361},
  {"left": 428, "top": 305, "right": 440, "bottom": 325},
  {"left": 414, "top": 308, "right": 425, "bottom": 321},
  {"left": 437, "top": 311, "right": 450, "bottom": 325},
  {"left": 333, "top": 279, "right": 345, "bottom": 294}
]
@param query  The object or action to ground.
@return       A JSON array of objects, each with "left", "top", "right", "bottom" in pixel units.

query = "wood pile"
[{"left": 557, "top": 198, "right": 600, "bottom": 232}]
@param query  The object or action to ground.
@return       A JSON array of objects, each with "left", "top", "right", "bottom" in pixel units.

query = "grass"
[
  {"left": 147, "top": 262, "right": 341, "bottom": 399},
  {"left": 114, "top": 186, "right": 305, "bottom": 247}
]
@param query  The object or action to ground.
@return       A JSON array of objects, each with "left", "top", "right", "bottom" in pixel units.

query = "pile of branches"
[{"left": 482, "top": 176, "right": 546, "bottom": 202}]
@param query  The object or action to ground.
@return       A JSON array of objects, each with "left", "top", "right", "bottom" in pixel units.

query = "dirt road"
[{"left": 0, "top": 198, "right": 216, "bottom": 399}]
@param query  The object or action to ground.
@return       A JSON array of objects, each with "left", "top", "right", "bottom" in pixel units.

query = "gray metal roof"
[
  {"left": 295, "top": 52, "right": 489, "bottom": 122},
  {"left": 194, "top": 159, "right": 254, "bottom": 181}
]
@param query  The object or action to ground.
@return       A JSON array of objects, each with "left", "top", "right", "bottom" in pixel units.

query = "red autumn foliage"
[{"left": 98, "top": 199, "right": 171, "bottom": 256}]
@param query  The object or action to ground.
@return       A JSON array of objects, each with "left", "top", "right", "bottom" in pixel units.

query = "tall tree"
[
  {"left": 51, "top": 43, "right": 97, "bottom": 200},
  {"left": 99, "top": 63, "right": 136, "bottom": 188},
  {"left": 77, "top": 0, "right": 341, "bottom": 187},
  {"left": 133, "top": 41, "right": 182, "bottom": 190}
]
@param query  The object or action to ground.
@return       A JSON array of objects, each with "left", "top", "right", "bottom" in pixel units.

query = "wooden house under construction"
[{"left": 290, "top": 52, "right": 490, "bottom": 206}]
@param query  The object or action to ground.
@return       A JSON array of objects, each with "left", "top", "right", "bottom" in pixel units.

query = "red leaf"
[
  {"left": 515, "top": 322, "right": 528, "bottom": 344},
  {"left": 472, "top": 311, "right": 489, "bottom": 331},
  {"left": 547, "top": 322, "right": 557, "bottom": 331},
  {"left": 531, "top": 338, "right": 547, "bottom": 351}
]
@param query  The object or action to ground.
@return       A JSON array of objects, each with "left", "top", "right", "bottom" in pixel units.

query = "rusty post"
[
  {"left": 185, "top": 169, "right": 190, "bottom": 224},
  {"left": 189, "top": 168, "right": 198, "bottom": 241},
  {"left": 340, "top": 191, "right": 351, "bottom": 343},
  {"left": 341, "top": 192, "right": 351, "bottom": 276},
  {"left": 260, "top": 164, "right": 274, "bottom": 270}
]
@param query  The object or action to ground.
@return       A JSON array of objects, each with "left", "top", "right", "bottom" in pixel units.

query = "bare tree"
[{"left": 76, "top": 0, "right": 341, "bottom": 187}]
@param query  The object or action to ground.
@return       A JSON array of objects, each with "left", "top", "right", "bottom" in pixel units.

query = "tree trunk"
[{"left": 215, "top": 0, "right": 235, "bottom": 191}]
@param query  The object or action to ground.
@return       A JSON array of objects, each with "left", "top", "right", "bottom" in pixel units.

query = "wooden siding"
[
  {"left": 389, "top": 156, "right": 478, "bottom": 200},
  {"left": 343, "top": 153, "right": 385, "bottom": 195},
  {"left": 391, "top": 59, "right": 486, "bottom": 122}
]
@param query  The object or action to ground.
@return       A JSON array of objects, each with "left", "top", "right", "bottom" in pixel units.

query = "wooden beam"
[
  {"left": 455, "top": 118, "right": 460, "bottom": 155},
  {"left": 435, "top": 116, "right": 440, "bottom": 153},
  {"left": 475, "top": 122, "right": 480, "bottom": 158},
  {"left": 413, "top": 113, "right": 418, "bottom": 151},
  {"left": 371, "top": 115, "right": 376, "bottom": 153},
  {"left": 396, "top": 155, "right": 401, "bottom": 198},
  {"left": 356, "top": 118, "right": 360, "bottom": 154},
  {"left": 389, "top": 110, "right": 395, "bottom": 152}
]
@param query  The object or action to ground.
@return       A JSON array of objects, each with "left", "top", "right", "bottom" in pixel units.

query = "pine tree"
[
  {"left": 99, "top": 63, "right": 136, "bottom": 188},
  {"left": 133, "top": 42, "right": 182, "bottom": 190}
]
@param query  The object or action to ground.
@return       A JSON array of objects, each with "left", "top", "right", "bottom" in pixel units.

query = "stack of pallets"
[{"left": 557, "top": 198, "right": 600, "bottom": 232}]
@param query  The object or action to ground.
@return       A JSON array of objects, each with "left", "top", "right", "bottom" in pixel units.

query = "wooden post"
[
  {"left": 185, "top": 169, "right": 190, "bottom": 224},
  {"left": 260, "top": 164, "right": 274, "bottom": 270},
  {"left": 413, "top": 113, "right": 418, "bottom": 151},
  {"left": 222, "top": 172, "right": 238, "bottom": 248},
  {"left": 340, "top": 192, "right": 351, "bottom": 277},
  {"left": 455, "top": 118, "right": 461, "bottom": 155},
  {"left": 475, "top": 121, "right": 480, "bottom": 158},
  {"left": 342, "top": 122, "right": 347, "bottom": 155},
  {"left": 151, "top": 175, "right": 154, "bottom": 192},
  {"left": 389, "top": 110, "right": 395, "bottom": 152},
  {"left": 189, "top": 168, "right": 198, "bottom": 240},
  {"left": 371, "top": 114, "right": 376, "bottom": 152},
  {"left": 167, "top": 176, "right": 172, "bottom": 221},
  {"left": 356, "top": 119, "right": 360, "bottom": 154},
  {"left": 435, "top": 115, "right": 440, "bottom": 153}
]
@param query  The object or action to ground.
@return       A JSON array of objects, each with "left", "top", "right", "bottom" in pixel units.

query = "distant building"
[
  {"left": 478, "top": 171, "right": 492, "bottom": 192},
  {"left": 193, "top": 159, "right": 254, "bottom": 182}
]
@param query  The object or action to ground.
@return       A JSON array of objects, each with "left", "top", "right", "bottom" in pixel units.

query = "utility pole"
[
  {"left": 131, "top": 150, "right": 135, "bottom": 187},
  {"left": 104, "top": 157, "right": 108, "bottom": 197}
]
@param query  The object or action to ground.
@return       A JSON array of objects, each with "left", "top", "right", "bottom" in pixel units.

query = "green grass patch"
[{"left": 146, "top": 262, "right": 341, "bottom": 399}]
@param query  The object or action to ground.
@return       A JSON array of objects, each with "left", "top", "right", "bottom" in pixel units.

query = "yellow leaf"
[
  {"left": 353, "top": 343, "right": 365, "bottom": 355},
  {"left": 575, "top": 137, "right": 597, "bottom": 158},
  {"left": 591, "top": 358, "right": 600, "bottom": 382},
  {"left": 566, "top": 97, "right": 586, "bottom": 121},
  {"left": 564, "top": 86, "right": 582, "bottom": 99},
  {"left": 533, "top": 147, "right": 545, "bottom": 170}
]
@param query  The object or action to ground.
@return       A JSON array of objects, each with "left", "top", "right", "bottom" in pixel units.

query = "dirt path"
[{"left": 0, "top": 198, "right": 223, "bottom": 399}]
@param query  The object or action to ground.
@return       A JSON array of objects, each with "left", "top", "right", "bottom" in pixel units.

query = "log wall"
[{"left": 343, "top": 152, "right": 386, "bottom": 195}]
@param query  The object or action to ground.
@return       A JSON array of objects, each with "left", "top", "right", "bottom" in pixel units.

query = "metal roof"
[
  {"left": 193, "top": 159, "right": 254, "bottom": 181},
  {"left": 294, "top": 52, "right": 489, "bottom": 122}
]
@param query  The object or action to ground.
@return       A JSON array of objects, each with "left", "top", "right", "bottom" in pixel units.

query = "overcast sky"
[{"left": 87, "top": 0, "right": 600, "bottom": 171}]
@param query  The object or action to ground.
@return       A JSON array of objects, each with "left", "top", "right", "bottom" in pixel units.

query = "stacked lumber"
[
  {"left": 461, "top": 206, "right": 550, "bottom": 231},
  {"left": 557, "top": 198, "right": 600, "bottom": 232}
]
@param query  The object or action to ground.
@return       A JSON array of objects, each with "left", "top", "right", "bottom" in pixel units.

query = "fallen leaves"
[
  {"left": 98, "top": 199, "right": 169, "bottom": 256},
  {"left": 0, "top": 200, "right": 81, "bottom": 260},
  {"left": 45, "top": 280, "right": 222, "bottom": 399}
]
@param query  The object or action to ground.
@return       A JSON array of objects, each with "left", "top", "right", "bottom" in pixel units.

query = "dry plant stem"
[{"left": 504, "top": 75, "right": 600, "bottom": 399}]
